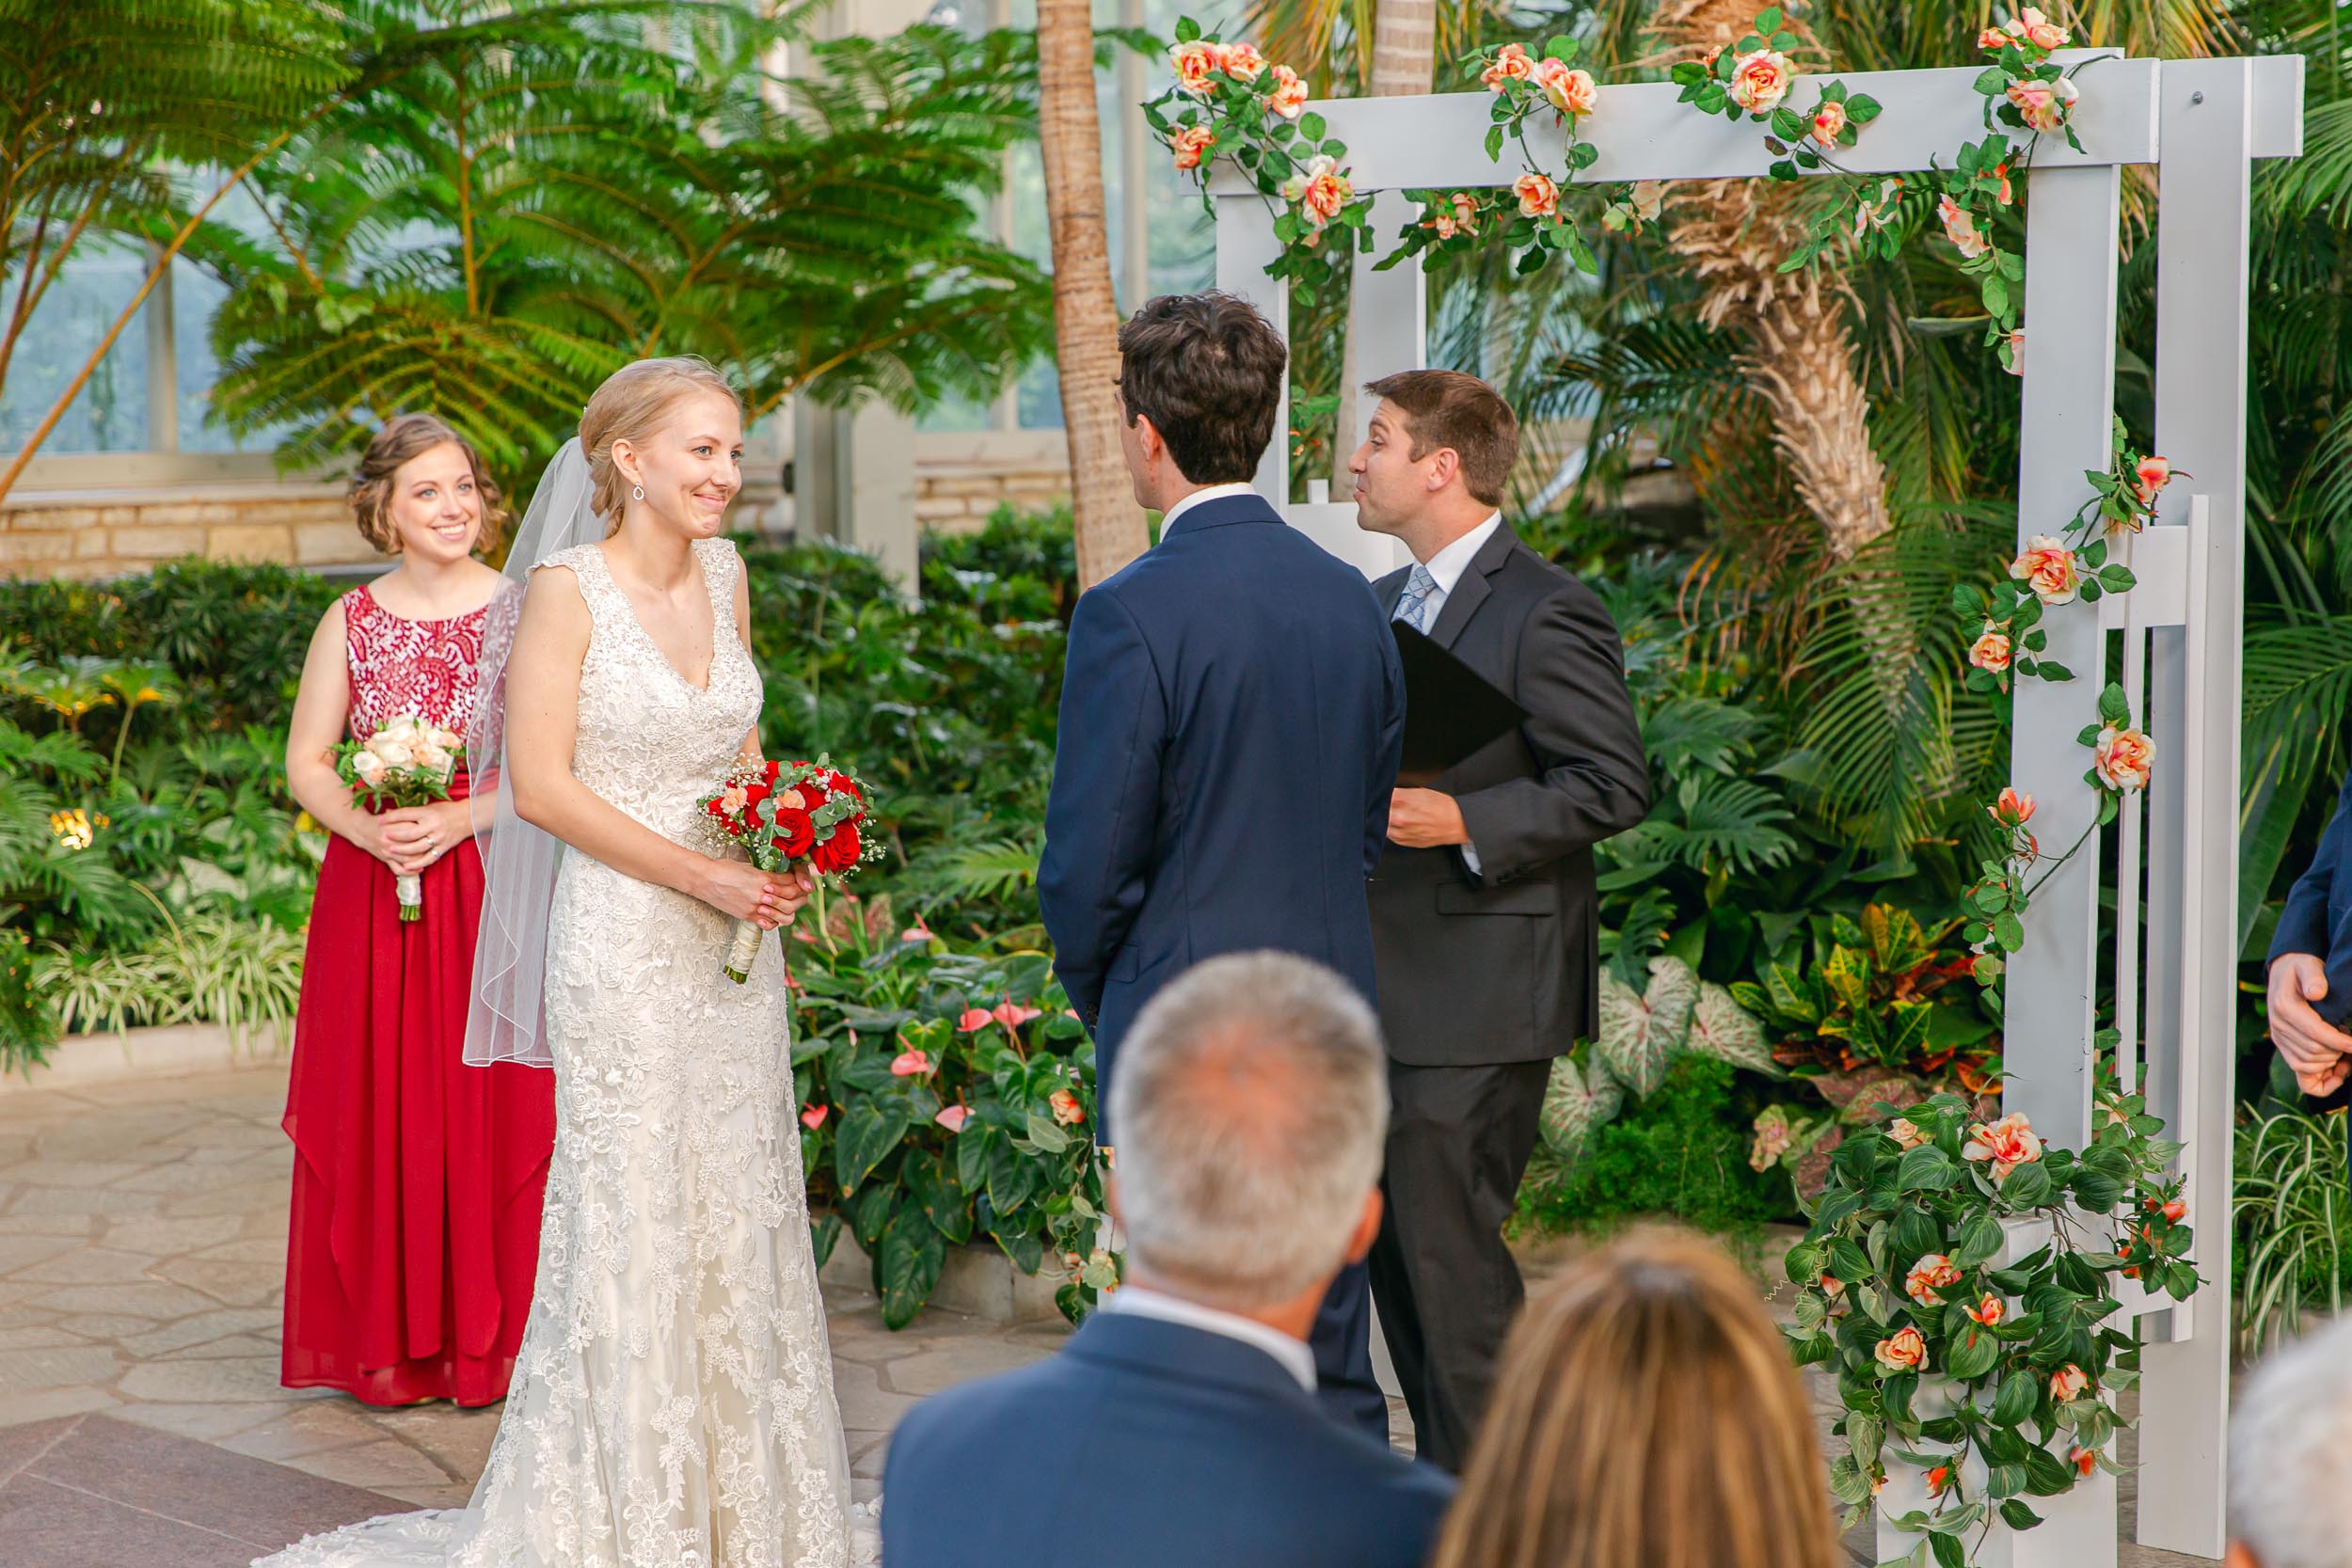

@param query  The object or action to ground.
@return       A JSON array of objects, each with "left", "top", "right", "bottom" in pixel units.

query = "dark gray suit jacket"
[{"left": 1369, "top": 523, "right": 1649, "bottom": 1067}]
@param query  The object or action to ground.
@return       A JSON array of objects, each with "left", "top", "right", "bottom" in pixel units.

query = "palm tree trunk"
[
  {"left": 1649, "top": 1, "right": 1927, "bottom": 816},
  {"left": 1665, "top": 183, "right": 1891, "bottom": 557},
  {"left": 1367, "top": 0, "right": 1434, "bottom": 92},
  {"left": 1327, "top": 0, "right": 1437, "bottom": 489},
  {"left": 1653, "top": 0, "right": 1890, "bottom": 560},
  {"left": 1037, "top": 0, "right": 1149, "bottom": 590}
]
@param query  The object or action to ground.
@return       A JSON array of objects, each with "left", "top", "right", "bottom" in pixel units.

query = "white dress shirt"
[
  {"left": 1098, "top": 1284, "right": 1318, "bottom": 1392},
  {"left": 1401, "top": 512, "right": 1505, "bottom": 874},
  {"left": 1409, "top": 512, "right": 1503, "bottom": 626},
  {"left": 1157, "top": 482, "right": 1260, "bottom": 535}
]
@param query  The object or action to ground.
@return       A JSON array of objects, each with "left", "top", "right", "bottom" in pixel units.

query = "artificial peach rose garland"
[
  {"left": 1957, "top": 419, "right": 2177, "bottom": 699},
  {"left": 1933, "top": 12, "right": 2090, "bottom": 355},
  {"left": 1664, "top": 6, "right": 2092, "bottom": 359},
  {"left": 1670, "top": 8, "right": 1885, "bottom": 270},
  {"left": 1947, "top": 414, "right": 2178, "bottom": 983},
  {"left": 1957, "top": 682, "right": 2153, "bottom": 984},
  {"left": 1788, "top": 1091, "right": 2200, "bottom": 1549},
  {"left": 1394, "top": 31, "right": 1609, "bottom": 277},
  {"left": 1148, "top": 21, "right": 1372, "bottom": 288}
]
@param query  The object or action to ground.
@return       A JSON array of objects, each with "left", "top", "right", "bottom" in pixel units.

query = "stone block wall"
[
  {"left": 908, "top": 432, "right": 1070, "bottom": 536},
  {"left": 0, "top": 484, "right": 383, "bottom": 579},
  {"left": 0, "top": 436, "right": 1073, "bottom": 582}
]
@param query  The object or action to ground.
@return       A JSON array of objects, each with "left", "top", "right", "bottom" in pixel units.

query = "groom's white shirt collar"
[
  {"left": 1157, "top": 482, "right": 1260, "bottom": 535},
  {"left": 1099, "top": 1284, "right": 1318, "bottom": 1392}
]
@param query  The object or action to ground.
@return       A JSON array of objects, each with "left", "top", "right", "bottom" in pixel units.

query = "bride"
[{"left": 259, "top": 357, "right": 874, "bottom": 1568}]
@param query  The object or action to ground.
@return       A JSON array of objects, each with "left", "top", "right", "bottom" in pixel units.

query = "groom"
[{"left": 1040, "top": 290, "right": 1406, "bottom": 1436}]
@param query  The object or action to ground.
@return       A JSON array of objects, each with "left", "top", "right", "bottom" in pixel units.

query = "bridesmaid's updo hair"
[
  {"left": 347, "top": 413, "right": 508, "bottom": 554},
  {"left": 579, "top": 356, "right": 743, "bottom": 535}
]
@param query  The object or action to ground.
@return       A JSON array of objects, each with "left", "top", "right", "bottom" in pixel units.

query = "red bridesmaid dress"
[{"left": 279, "top": 582, "right": 556, "bottom": 1407}]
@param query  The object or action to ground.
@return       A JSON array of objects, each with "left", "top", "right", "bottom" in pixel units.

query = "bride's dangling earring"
[{"left": 631, "top": 484, "right": 645, "bottom": 501}]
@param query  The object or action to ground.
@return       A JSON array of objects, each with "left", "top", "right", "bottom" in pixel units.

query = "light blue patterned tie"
[{"left": 1394, "top": 563, "right": 1438, "bottom": 634}]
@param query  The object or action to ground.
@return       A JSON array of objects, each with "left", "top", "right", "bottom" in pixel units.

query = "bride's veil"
[{"left": 465, "top": 438, "right": 603, "bottom": 1068}]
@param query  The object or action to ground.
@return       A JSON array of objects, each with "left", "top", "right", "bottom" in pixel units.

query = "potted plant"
[{"left": 1782, "top": 1063, "right": 2199, "bottom": 1566}]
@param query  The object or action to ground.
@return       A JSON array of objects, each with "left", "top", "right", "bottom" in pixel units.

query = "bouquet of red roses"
[{"left": 697, "top": 754, "right": 878, "bottom": 982}]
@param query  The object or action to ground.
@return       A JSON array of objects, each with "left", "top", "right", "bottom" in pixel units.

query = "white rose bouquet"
[{"left": 333, "top": 715, "right": 465, "bottom": 922}]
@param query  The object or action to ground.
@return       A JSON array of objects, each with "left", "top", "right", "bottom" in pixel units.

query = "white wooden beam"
[
  {"left": 1210, "top": 55, "right": 2296, "bottom": 200},
  {"left": 1989, "top": 153, "right": 2125, "bottom": 1568},
  {"left": 1340, "top": 188, "right": 1422, "bottom": 578},
  {"left": 1212, "top": 55, "right": 2153, "bottom": 194},
  {"left": 1213, "top": 193, "right": 1289, "bottom": 505},
  {"left": 2137, "top": 53, "right": 2253, "bottom": 1563}
]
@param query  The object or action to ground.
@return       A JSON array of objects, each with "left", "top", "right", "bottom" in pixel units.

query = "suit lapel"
[{"left": 1425, "top": 524, "right": 1517, "bottom": 649}]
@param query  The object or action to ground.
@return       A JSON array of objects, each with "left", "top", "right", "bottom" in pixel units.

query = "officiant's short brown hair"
[
  {"left": 1364, "top": 369, "right": 1518, "bottom": 508},
  {"left": 1117, "top": 292, "right": 1288, "bottom": 484}
]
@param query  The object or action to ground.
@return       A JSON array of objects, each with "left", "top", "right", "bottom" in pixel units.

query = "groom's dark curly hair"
[{"left": 1116, "top": 292, "right": 1288, "bottom": 484}]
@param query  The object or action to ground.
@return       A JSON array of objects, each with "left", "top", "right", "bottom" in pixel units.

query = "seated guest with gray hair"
[
  {"left": 879, "top": 951, "right": 1455, "bottom": 1568},
  {"left": 2230, "top": 1314, "right": 2352, "bottom": 1568}
]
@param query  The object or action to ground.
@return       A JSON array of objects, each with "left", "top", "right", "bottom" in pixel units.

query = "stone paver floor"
[
  {"left": 0, "top": 1063, "right": 1070, "bottom": 1555},
  {"left": 0, "top": 1063, "right": 2218, "bottom": 1566}
]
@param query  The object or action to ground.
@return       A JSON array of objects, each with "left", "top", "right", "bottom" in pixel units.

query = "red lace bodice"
[{"left": 342, "top": 581, "right": 520, "bottom": 741}]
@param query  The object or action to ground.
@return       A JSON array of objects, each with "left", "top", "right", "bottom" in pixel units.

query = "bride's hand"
[{"left": 693, "top": 859, "right": 805, "bottom": 927}]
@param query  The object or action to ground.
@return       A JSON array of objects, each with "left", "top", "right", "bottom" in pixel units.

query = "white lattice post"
[
  {"left": 2001, "top": 177, "right": 2122, "bottom": 1147},
  {"left": 1279, "top": 190, "right": 1427, "bottom": 579},
  {"left": 1892, "top": 139, "right": 2127, "bottom": 1568},
  {"left": 2136, "top": 54, "right": 2262, "bottom": 1560},
  {"left": 1347, "top": 191, "right": 1427, "bottom": 429},
  {"left": 1195, "top": 57, "right": 2299, "bottom": 1560},
  {"left": 1214, "top": 193, "right": 1289, "bottom": 504}
]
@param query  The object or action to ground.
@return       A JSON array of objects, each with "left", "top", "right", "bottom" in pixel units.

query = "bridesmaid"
[{"left": 278, "top": 415, "right": 557, "bottom": 1407}]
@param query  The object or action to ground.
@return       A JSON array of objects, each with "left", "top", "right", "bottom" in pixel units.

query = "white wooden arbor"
[{"left": 1209, "top": 51, "right": 2306, "bottom": 1565}]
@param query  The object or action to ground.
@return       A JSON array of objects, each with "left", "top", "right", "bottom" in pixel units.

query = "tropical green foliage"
[
  {"left": 784, "top": 904, "right": 1104, "bottom": 1328},
  {"left": 1786, "top": 1083, "right": 2199, "bottom": 1543},
  {"left": 35, "top": 906, "right": 304, "bottom": 1041},
  {"left": 203, "top": 7, "right": 1057, "bottom": 486},
  {"left": 0, "top": 0, "right": 353, "bottom": 465},
  {"left": 2233, "top": 1102, "right": 2352, "bottom": 1356},
  {"left": 0, "top": 516, "right": 1072, "bottom": 1069},
  {"left": 1517, "top": 1053, "right": 1793, "bottom": 1240}
]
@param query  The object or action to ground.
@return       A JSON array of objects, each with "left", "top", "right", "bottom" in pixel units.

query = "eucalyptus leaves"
[{"left": 1786, "top": 1084, "right": 2198, "bottom": 1559}]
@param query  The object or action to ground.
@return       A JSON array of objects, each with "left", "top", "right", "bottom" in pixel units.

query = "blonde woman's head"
[
  {"left": 579, "top": 357, "right": 744, "bottom": 539},
  {"left": 1430, "top": 1227, "right": 1840, "bottom": 1568},
  {"left": 347, "top": 413, "right": 506, "bottom": 560}
]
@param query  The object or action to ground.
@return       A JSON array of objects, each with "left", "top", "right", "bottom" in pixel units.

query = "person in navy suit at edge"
[
  {"left": 2268, "top": 770, "right": 2352, "bottom": 1111},
  {"left": 879, "top": 953, "right": 1455, "bottom": 1568},
  {"left": 1037, "top": 290, "right": 1406, "bottom": 1435}
]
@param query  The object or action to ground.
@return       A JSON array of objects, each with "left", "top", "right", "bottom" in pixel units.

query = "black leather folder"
[{"left": 1391, "top": 620, "right": 1528, "bottom": 786}]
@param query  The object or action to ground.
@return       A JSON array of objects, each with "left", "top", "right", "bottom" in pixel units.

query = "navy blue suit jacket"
[
  {"left": 879, "top": 1311, "right": 1456, "bottom": 1568},
  {"left": 2273, "top": 771, "right": 2352, "bottom": 1076},
  {"left": 1039, "top": 493, "right": 1406, "bottom": 1113}
]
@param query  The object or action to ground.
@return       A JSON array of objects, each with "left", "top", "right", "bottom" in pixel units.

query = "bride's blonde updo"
[{"left": 578, "top": 356, "right": 742, "bottom": 535}]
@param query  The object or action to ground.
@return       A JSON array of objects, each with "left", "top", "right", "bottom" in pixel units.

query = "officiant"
[{"left": 1351, "top": 369, "right": 1649, "bottom": 1472}]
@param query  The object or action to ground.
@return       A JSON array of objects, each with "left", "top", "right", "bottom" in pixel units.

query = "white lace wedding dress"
[{"left": 259, "top": 537, "right": 875, "bottom": 1568}]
